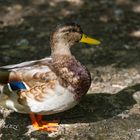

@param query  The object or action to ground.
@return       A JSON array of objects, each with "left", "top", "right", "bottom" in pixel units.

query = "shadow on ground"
[{"left": 0, "top": 84, "right": 139, "bottom": 139}]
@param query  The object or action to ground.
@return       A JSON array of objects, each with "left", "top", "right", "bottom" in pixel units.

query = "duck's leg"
[{"left": 29, "top": 113, "right": 59, "bottom": 132}]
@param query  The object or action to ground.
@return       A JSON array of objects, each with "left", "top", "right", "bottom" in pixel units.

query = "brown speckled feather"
[
  {"left": 52, "top": 55, "right": 91, "bottom": 100},
  {"left": 0, "top": 58, "right": 58, "bottom": 110}
]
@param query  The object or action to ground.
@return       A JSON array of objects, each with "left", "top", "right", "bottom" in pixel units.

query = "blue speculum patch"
[{"left": 9, "top": 81, "right": 27, "bottom": 91}]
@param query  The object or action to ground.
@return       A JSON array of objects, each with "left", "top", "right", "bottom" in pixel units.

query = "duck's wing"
[
  {"left": 0, "top": 57, "right": 55, "bottom": 84},
  {"left": 0, "top": 57, "right": 61, "bottom": 112}
]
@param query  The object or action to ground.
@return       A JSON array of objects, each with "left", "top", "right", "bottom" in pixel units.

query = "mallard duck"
[{"left": 0, "top": 23, "right": 100, "bottom": 132}]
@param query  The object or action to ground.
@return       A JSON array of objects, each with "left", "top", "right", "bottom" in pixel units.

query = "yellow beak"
[{"left": 80, "top": 34, "right": 101, "bottom": 45}]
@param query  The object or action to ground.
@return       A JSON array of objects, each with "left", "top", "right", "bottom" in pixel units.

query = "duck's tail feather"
[{"left": 0, "top": 71, "right": 10, "bottom": 84}]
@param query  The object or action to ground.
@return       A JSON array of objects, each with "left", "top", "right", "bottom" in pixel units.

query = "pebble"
[{"left": 16, "top": 39, "right": 29, "bottom": 47}]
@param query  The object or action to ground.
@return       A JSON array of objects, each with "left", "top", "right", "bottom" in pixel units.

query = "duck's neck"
[{"left": 51, "top": 41, "right": 72, "bottom": 57}]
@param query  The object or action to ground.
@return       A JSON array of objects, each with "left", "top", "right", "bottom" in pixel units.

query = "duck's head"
[{"left": 51, "top": 23, "right": 100, "bottom": 56}]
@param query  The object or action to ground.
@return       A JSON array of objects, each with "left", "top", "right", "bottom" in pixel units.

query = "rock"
[{"left": 133, "top": 91, "right": 140, "bottom": 105}]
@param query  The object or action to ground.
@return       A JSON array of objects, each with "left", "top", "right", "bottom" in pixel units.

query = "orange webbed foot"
[{"left": 30, "top": 113, "right": 59, "bottom": 132}]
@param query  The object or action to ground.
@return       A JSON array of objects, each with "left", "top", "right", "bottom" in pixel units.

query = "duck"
[{"left": 0, "top": 23, "right": 100, "bottom": 132}]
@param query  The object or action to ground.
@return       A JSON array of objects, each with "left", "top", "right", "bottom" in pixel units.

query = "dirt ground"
[{"left": 0, "top": 0, "right": 140, "bottom": 139}]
